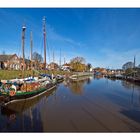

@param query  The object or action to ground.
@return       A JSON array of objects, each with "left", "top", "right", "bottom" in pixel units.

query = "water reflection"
[
  {"left": 0, "top": 88, "right": 57, "bottom": 132},
  {"left": 64, "top": 76, "right": 92, "bottom": 95},
  {"left": 120, "top": 80, "right": 140, "bottom": 108},
  {"left": 1, "top": 77, "right": 140, "bottom": 132},
  {"left": 121, "top": 80, "right": 134, "bottom": 90},
  {"left": 108, "top": 80, "right": 140, "bottom": 125},
  {"left": 94, "top": 75, "right": 104, "bottom": 80},
  {"left": 120, "top": 109, "right": 140, "bottom": 124}
]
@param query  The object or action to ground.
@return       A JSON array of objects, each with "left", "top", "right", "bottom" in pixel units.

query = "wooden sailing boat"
[{"left": 0, "top": 17, "right": 56, "bottom": 103}]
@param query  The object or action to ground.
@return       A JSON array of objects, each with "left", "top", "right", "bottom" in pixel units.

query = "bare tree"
[
  {"left": 70, "top": 57, "right": 86, "bottom": 64},
  {"left": 32, "top": 52, "right": 43, "bottom": 69},
  {"left": 122, "top": 62, "right": 134, "bottom": 70},
  {"left": 87, "top": 63, "right": 92, "bottom": 71},
  {"left": 32, "top": 52, "right": 43, "bottom": 62}
]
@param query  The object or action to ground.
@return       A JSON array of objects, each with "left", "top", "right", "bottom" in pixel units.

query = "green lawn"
[
  {"left": 0, "top": 70, "right": 71, "bottom": 80},
  {"left": 0, "top": 70, "right": 33, "bottom": 80}
]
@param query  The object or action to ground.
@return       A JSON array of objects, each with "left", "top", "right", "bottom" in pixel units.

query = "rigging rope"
[{"left": 46, "top": 40, "right": 51, "bottom": 64}]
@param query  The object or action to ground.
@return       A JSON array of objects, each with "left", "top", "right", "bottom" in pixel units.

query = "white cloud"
[
  {"left": 92, "top": 48, "right": 140, "bottom": 68},
  {"left": 47, "top": 24, "right": 84, "bottom": 49}
]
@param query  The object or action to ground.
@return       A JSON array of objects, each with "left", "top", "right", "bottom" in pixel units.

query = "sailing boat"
[{"left": 0, "top": 17, "right": 56, "bottom": 103}]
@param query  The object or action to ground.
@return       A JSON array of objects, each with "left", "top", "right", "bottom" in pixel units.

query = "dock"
[
  {"left": 69, "top": 72, "right": 93, "bottom": 81},
  {"left": 105, "top": 74, "right": 140, "bottom": 84}
]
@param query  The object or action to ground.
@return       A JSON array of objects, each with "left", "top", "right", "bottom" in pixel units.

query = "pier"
[{"left": 105, "top": 74, "right": 140, "bottom": 84}]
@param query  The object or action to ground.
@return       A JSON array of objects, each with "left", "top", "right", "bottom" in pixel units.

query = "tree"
[
  {"left": 86, "top": 63, "right": 92, "bottom": 71},
  {"left": 70, "top": 57, "right": 86, "bottom": 72},
  {"left": 32, "top": 52, "right": 43, "bottom": 69},
  {"left": 122, "top": 62, "right": 134, "bottom": 70},
  {"left": 32, "top": 52, "right": 43, "bottom": 62},
  {"left": 125, "top": 68, "right": 133, "bottom": 73},
  {"left": 48, "top": 62, "right": 59, "bottom": 70},
  {"left": 70, "top": 57, "right": 85, "bottom": 64}
]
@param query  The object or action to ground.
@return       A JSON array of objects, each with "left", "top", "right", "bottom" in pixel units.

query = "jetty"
[
  {"left": 105, "top": 74, "right": 140, "bottom": 84},
  {"left": 69, "top": 72, "right": 93, "bottom": 81}
]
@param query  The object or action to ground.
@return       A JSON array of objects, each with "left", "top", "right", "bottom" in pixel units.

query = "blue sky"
[{"left": 0, "top": 8, "right": 140, "bottom": 68}]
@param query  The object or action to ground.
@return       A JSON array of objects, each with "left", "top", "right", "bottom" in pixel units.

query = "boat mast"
[
  {"left": 43, "top": 17, "right": 47, "bottom": 70},
  {"left": 133, "top": 55, "right": 136, "bottom": 78},
  {"left": 30, "top": 31, "right": 33, "bottom": 70},
  {"left": 53, "top": 50, "right": 55, "bottom": 63},
  {"left": 133, "top": 55, "right": 136, "bottom": 68},
  {"left": 64, "top": 53, "right": 66, "bottom": 64},
  {"left": 59, "top": 48, "right": 61, "bottom": 67},
  {"left": 22, "top": 24, "right": 26, "bottom": 71}
]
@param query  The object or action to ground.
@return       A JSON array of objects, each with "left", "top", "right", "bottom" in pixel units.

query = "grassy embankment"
[{"left": 0, "top": 70, "right": 71, "bottom": 80}]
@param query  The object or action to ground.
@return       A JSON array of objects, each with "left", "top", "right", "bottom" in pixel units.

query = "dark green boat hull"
[{"left": 1, "top": 83, "right": 56, "bottom": 104}]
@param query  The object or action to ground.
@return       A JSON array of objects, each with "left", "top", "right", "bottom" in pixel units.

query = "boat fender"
[
  {"left": 11, "top": 85, "right": 17, "bottom": 92},
  {"left": 10, "top": 90, "right": 16, "bottom": 96}
]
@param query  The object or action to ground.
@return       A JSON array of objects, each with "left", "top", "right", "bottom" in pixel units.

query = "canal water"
[{"left": 1, "top": 76, "right": 140, "bottom": 132}]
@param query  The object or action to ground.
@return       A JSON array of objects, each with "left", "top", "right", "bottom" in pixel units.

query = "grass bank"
[{"left": 0, "top": 70, "right": 71, "bottom": 80}]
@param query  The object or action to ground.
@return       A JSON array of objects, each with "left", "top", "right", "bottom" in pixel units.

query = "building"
[
  {"left": 0, "top": 54, "right": 32, "bottom": 70},
  {"left": 94, "top": 67, "right": 107, "bottom": 75},
  {"left": 0, "top": 54, "right": 20, "bottom": 70},
  {"left": 106, "top": 69, "right": 124, "bottom": 75},
  {"left": 19, "top": 58, "right": 31, "bottom": 70},
  {"left": 48, "top": 62, "right": 59, "bottom": 70},
  {"left": 61, "top": 63, "right": 71, "bottom": 71}
]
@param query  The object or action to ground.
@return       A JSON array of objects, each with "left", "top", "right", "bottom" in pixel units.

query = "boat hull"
[
  {"left": 2, "top": 83, "right": 56, "bottom": 105},
  {"left": 56, "top": 78, "right": 64, "bottom": 83}
]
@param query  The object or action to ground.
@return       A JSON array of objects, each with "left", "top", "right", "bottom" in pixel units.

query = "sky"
[{"left": 0, "top": 8, "right": 140, "bottom": 68}]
